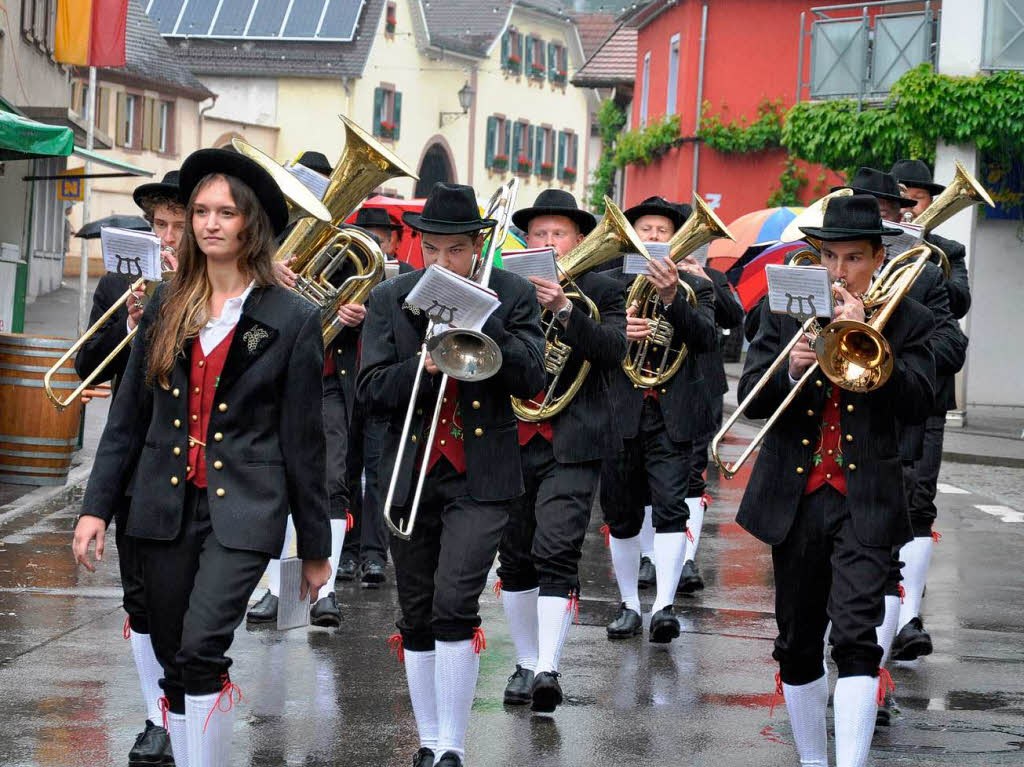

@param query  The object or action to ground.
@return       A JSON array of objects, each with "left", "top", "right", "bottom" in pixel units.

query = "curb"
[{"left": 0, "top": 463, "right": 91, "bottom": 528}]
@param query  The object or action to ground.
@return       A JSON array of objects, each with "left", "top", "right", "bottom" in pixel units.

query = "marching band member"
[
  {"left": 738, "top": 194, "right": 934, "bottom": 767},
  {"left": 74, "top": 170, "right": 184, "bottom": 767},
  {"left": 496, "top": 190, "right": 626, "bottom": 712},
  {"left": 600, "top": 198, "right": 717, "bottom": 644},
  {"left": 72, "top": 148, "right": 332, "bottom": 767},
  {"left": 358, "top": 183, "right": 545, "bottom": 767}
]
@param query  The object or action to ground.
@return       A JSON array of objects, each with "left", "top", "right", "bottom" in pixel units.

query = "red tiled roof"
[
  {"left": 571, "top": 12, "right": 617, "bottom": 60},
  {"left": 571, "top": 21, "right": 636, "bottom": 87}
]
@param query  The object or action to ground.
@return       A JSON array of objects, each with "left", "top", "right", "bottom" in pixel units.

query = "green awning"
[
  {"left": 72, "top": 147, "right": 153, "bottom": 177},
  {"left": 0, "top": 111, "right": 74, "bottom": 161}
]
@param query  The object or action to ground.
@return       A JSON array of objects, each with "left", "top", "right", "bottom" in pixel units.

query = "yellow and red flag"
[{"left": 55, "top": 0, "right": 129, "bottom": 67}]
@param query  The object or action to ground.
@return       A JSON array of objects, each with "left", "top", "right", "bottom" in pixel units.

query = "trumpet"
[
  {"left": 511, "top": 197, "right": 645, "bottom": 422},
  {"left": 382, "top": 178, "right": 520, "bottom": 541},
  {"left": 621, "top": 195, "right": 734, "bottom": 388}
]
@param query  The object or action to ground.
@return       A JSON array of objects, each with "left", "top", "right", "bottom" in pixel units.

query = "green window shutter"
[
  {"left": 501, "top": 31, "right": 509, "bottom": 64},
  {"left": 557, "top": 131, "right": 566, "bottom": 175},
  {"left": 527, "top": 125, "right": 535, "bottom": 170},
  {"left": 534, "top": 128, "right": 544, "bottom": 175},
  {"left": 486, "top": 116, "right": 497, "bottom": 167},
  {"left": 571, "top": 133, "right": 578, "bottom": 171},
  {"left": 372, "top": 88, "right": 383, "bottom": 136},
  {"left": 548, "top": 42, "right": 556, "bottom": 81},
  {"left": 517, "top": 32, "right": 524, "bottom": 64},
  {"left": 503, "top": 119, "right": 511, "bottom": 159},
  {"left": 512, "top": 123, "right": 521, "bottom": 165},
  {"left": 393, "top": 92, "right": 402, "bottom": 140},
  {"left": 525, "top": 35, "right": 533, "bottom": 71}
]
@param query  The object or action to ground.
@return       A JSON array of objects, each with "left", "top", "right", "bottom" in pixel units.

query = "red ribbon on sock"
[
  {"left": 897, "top": 584, "right": 905, "bottom": 604},
  {"left": 686, "top": 527, "right": 695, "bottom": 543},
  {"left": 158, "top": 696, "right": 170, "bottom": 730},
  {"left": 931, "top": 530, "right": 942, "bottom": 543},
  {"left": 567, "top": 592, "right": 580, "bottom": 624},
  {"left": 701, "top": 493, "right": 713, "bottom": 508},
  {"left": 203, "top": 675, "right": 242, "bottom": 733},
  {"left": 346, "top": 512, "right": 355, "bottom": 533},
  {"left": 599, "top": 523, "right": 610, "bottom": 548},
  {"left": 492, "top": 579, "right": 502, "bottom": 599},
  {"left": 769, "top": 672, "right": 784, "bottom": 717},
  {"left": 123, "top": 615, "right": 131, "bottom": 640},
  {"left": 877, "top": 668, "right": 896, "bottom": 705},
  {"left": 387, "top": 633, "right": 405, "bottom": 664},
  {"left": 472, "top": 627, "right": 487, "bottom": 654}
]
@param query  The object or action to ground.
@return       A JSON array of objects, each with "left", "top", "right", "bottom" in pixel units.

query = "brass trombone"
[{"left": 383, "top": 178, "right": 520, "bottom": 541}]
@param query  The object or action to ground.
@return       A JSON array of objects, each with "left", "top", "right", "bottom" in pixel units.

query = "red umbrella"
[
  {"left": 345, "top": 195, "right": 426, "bottom": 266},
  {"left": 707, "top": 206, "right": 804, "bottom": 273},
  {"left": 730, "top": 241, "right": 809, "bottom": 312}
]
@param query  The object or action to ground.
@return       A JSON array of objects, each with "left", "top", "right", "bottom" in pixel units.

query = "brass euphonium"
[
  {"left": 622, "top": 195, "right": 734, "bottom": 388},
  {"left": 510, "top": 197, "right": 647, "bottom": 422},
  {"left": 248, "top": 115, "right": 417, "bottom": 345}
]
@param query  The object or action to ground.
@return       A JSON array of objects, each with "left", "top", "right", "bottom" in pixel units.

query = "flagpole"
[{"left": 78, "top": 66, "right": 96, "bottom": 336}]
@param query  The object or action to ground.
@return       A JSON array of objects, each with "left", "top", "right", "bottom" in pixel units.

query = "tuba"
[
  {"left": 621, "top": 195, "right": 734, "bottom": 388},
  {"left": 510, "top": 197, "right": 648, "bottom": 422},
  {"left": 241, "top": 115, "right": 417, "bottom": 345}
]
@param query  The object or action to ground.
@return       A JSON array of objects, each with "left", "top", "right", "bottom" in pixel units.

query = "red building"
[{"left": 621, "top": 0, "right": 845, "bottom": 222}]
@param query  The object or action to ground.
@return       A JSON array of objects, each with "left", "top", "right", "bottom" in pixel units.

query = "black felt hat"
[
  {"left": 831, "top": 166, "right": 916, "bottom": 207},
  {"left": 132, "top": 170, "right": 180, "bottom": 210},
  {"left": 890, "top": 159, "right": 945, "bottom": 196},
  {"left": 624, "top": 195, "right": 688, "bottom": 230},
  {"left": 296, "top": 151, "right": 332, "bottom": 177},
  {"left": 512, "top": 189, "right": 597, "bottom": 236},
  {"left": 799, "top": 194, "right": 904, "bottom": 241},
  {"left": 354, "top": 206, "right": 402, "bottom": 230},
  {"left": 179, "top": 148, "right": 290, "bottom": 236},
  {"left": 403, "top": 183, "right": 496, "bottom": 235}
]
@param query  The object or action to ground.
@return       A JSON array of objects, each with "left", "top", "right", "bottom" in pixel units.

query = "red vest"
[
  {"left": 517, "top": 389, "right": 554, "bottom": 446},
  {"left": 426, "top": 378, "right": 466, "bottom": 474},
  {"left": 186, "top": 329, "right": 236, "bottom": 489},
  {"left": 805, "top": 384, "right": 848, "bottom": 496}
]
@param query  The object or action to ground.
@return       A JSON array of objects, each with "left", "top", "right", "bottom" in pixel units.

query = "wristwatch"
[{"left": 555, "top": 301, "right": 573, "bottom": 325}]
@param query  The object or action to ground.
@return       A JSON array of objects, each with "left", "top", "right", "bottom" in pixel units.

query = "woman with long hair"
[{"left": 72, "top": 149, "right": 332, "bottom": 767}]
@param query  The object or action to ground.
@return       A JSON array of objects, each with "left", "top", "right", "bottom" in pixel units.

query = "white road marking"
[
  {"left": 974, "top": 505, "right": 1024, "bottom": 523},
  {"left": 936, "top": 483, "right": 969, "bottom": 495}
]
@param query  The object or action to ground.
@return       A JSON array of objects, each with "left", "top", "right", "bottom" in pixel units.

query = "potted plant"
[
  {"left": 385, "top": 7, "right": 397, "bottom": 34},
  {"left": 530, "top": 62, "right": 545, "bottom": 79},
  {"left": 506, "top": 53, "right": 521, "bottom": 74},
  {"left": 515, "top": 154, "right": 531, "bottom": 173},
  {"left": 492, "top": 153, "right": 509, "bottom": 171},
  {"left": 379, "top": 119, "right": 396, "bottom": 139},
  {"left": 562, "top": 166, "right": 577, "bottom": 183},
  {"left": 540, "top": 161, "right": 554, "bottom": 178}
]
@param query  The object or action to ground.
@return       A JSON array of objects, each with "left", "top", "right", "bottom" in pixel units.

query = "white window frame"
[
  {"left": 124, "top": 94, "right": 138, "bottom": 148},
  {"left": 666, "top": 34, "right": 680, "bottom": 116},
  {"left": 158, "top": 102, "right": 170, "bottom": 153},
  {"left": 640, "top": 51, "right": 651, "bottom": 127}
]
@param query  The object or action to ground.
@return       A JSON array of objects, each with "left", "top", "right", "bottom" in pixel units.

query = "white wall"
[{"left": 200, "top": 77, "right": 279, "bottom": 126}]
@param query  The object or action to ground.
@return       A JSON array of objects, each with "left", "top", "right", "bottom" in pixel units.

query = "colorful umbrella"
[
  {"left": 727, "top": 241, "right": 814, "bottom": 312},
  {"left": 707, "top": 206, "right": 804, "bottom": 272}
]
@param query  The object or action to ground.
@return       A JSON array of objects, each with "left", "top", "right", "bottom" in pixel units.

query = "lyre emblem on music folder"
[
  {"left": 115, "top": 254, "right": 143, "bottom": 279},
  {"left": 785, "top": 292, "right": 817, "bottom": 321}
]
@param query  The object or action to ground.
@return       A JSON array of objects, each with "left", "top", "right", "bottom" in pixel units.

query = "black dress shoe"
[
  {"left": 336, "top": 559, "right": 358, "bottom": 582},
  {"left": 246, "top": 592, "right": 278, "bottom": 623},
  {"left": 530, "top": 671, "right": 563, "bottom": 713},
  {"left": 310, "top": 592, "right": 342, "bottom": 628},
  {"left": 637, "top": 556, "right": 656, "bottom": 590},
  {"left": 606, "top": 603, "right": 642, "bottom": 639},
  {"left": 891, "top": 617, "right": 932, "bottom": 660},
  {"left": 678, "top": 559, "right": 704, "bottom": 593},
  {"left": 361, "top": 560, "right": 386, "bottom": 588},
  {"left": 434, "top": 753, "right": 462, "bottom": 767},
  {"left": 128, "top": 719, "right": 174, "bottom": 766},
  {"left": 412, "top": 747, "right": 434, "bottom": 767},
  {"left": 875, "top": 691, "right": 897, "bottom": 728},
  {"left": 503, "top": 664, "right": 534, "bottom": 705},
  {"left": 649, "top": 606, "right": 680, "bottom": 644}
]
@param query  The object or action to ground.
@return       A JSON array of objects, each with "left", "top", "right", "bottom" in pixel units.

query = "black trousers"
[
  {"left": 496, "top": 436, "right": 599, "bottom": 597},
  {"left": 389, "top": 460, "right": 510, "bottom": 651},
  {"left": 114, "top": 493, "right": 148, "bottom": 633},
  {"left": 771, "top": 486, "right": 888, "bottom": 685},
  {"left": 687, "top": 395, "right": 724, "bottom": 497},
  {"left": 601, "top": 397, "right": 692, "bottom": 538},
  {"left": 324, "top": 375, "right": 350, "bottom": 519},
  {"left": 343, "top": 410, "right": 390, "bottom": 566},
  {"left": 908, "top": 413, "right": 944, "bottom": 537},
  {"left": 139, "top": 486, "right": 270, "bottom": 713}
]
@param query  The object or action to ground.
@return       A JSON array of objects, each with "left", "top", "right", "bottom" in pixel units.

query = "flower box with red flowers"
[
  {"left": 540, "top": 162, "right": 554, "bottom": 178},
  {"left": 561, "top": 166, "right": 577, "bottom": 182},
  {"left": 385, "top": 20, "right": 396, "bottom": 34},
  {"left": 552, "top": 70, "right": 567, "bottom": 84},
  {"left": 515, "top": 155, "right": 531, "bottom": 173},
  {"left": 492, "top": 154, "right": 509, "bottom": 171},
  {"left": 506, "top": 55, "right": 521, "bottom": 73},
  {"left": 379, "top": 120, "right": 396, "bottom": 139},
  {"left": 529, "top": 63, "right": 546, "bottom": 79}
]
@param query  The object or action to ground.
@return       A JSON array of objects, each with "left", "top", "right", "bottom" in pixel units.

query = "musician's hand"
[
  {"left": 832, "top": 284, "right": 865, "bottom": 323},
  {"left": 626, "top": 302, "right": 651, "bottom": 342},
  {"left": 161, "top": 250, "right": 179, "bottom": 272},
  {"left": 80, "top": 387, "right": 111, "bottom": 405},
  {"left": 646, "top": 257, "right": 678, "bottom": 305},
  {"left": 273, "top": 257, "right": 298, "bottom": 289},
  {"left": 125, "top": 286, "right": 146, "bottom": 331},
  {"left": 788, "top": 335, "right": 818, "bottom": 379},
  {"left": 72, "top": 516, "right": 107, "bottom": 572},
  {"left": 337, "top": 303, "right": 367, "bottom": 328},
  {"left": 423, "top": 352, "right": 440, "bottom": 375},
  {"left": 528, "top": 277, "right": 569, "bottom": 313},
  {"left": 677, "top": 256, "right": 709, "bottom": 282},
  {"left": 300, "top": 558, "right": 332, "bottom": 603}
]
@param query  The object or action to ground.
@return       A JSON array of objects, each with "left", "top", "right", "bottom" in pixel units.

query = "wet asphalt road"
[{"left": 1, "top": 421, "right": 1023, "bottom": 767}]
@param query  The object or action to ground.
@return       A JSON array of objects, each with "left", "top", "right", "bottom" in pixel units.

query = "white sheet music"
[
  {"left": 406, "top": 264, "right": 500, "bottom": 333},
  {"left": 384, "top": 259, "right": 401, "bottom": 280},
  {"left": 885, "top": 222, "right": 924, "bottom": 261},
  {"left": 622, "top": 242, "right": 669, "bottom": 275},
  {"left": 501, "top": 247, "right": 558, "bottom": 282},
  {"left": 276, "top": 557, "right": 311, "bottom": 631},
  {"left": 765, "top": 264, "right": 834, "bottom": 319},
  {"left": 690, "top": 242, "right": 711, "bottom": 268},
  {"left": 100, "top": 227, "right": 162, "bottom": 281},
  {"left": 287, "top": 162, "right": 330, "bottom": 201}
]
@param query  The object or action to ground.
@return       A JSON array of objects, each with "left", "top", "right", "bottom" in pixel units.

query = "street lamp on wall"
[{"left": 439, "top": 82, "right": 475, "bottom": 128}]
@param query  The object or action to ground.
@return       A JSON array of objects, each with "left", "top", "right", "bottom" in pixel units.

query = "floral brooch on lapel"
[{"left": 243, "top": 327, "right": 270, "bottom": 355}]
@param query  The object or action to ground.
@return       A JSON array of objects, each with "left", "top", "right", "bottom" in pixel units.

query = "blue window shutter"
[
  {"left": 486, "top": 116, "right": 497, "bottom": 167},
  {"left": 372, "top": 87, "right": 383, "bottom": 136},
  {"left": 393, "top": 92, "right": 402, "bottom": 140},
  {"left": 517, "top": 32, "right": 523, "bottom": 64},
  {"left": 534, "top": 128, "right": 543, "bottom": 175}
]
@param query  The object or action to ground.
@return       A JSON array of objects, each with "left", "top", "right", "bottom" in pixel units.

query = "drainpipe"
[
  {"left": 198, "top": 93, "right": 219, "bottom": 146},
  {"left": 691, "top": 1, "right": 709, "bottom": 196}
]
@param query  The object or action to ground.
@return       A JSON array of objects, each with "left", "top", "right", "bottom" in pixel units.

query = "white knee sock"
[
  {"left": 608, "top": 533, "right": 642, "bottom": 613},
  {"left": 897, "top": 536, "right": 933, "bottom": 631},
  {"left": 783, "top": 675, "right": 829, "bottom": 767},
  {"left": 186, "top": 691, "right": 235, "bottom": 767},
  {"left": 536, "top": 596, "right": 572, "bottom": 675},
  {"left": 435, "top": 639, "right": 479, "bottom": 762},
  {"left": 324, "top": 518, "right": 347, "bottom": 591},
  {"left": 501, "top": 587, "right": 539, "bottom": 671},
  {"left": 267, "top": 517, "right": 296, "bottom": 597},
  {"left": 684, "top": 496, "right": 705, "bottom": 562},
  {"left": 167, "top": 711, "right": 189, "bottom": 767},
  {"left": 651, "top": 532, "right": 686, "bottom": 613},
  {"left": 129, "top": 629, "right": 164, "bottom": 722},
  {"left": 404, "top": 649, "right": 439, "bottom": 751},
  {"left": 877, "top": 594, "right": 901, "bottom": 667},
  {"left": 639, "top": 506, "right": 655, "bottom": 559},
  {"left": 833, "top": 675, "right": 878, "bottom": 767}
]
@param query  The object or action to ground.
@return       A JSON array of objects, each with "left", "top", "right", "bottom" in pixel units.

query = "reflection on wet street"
[{"left": 1, "top": 423, "right": 1023, "bottom": 766}]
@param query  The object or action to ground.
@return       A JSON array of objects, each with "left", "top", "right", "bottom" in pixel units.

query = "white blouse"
[{"left": 200, "top": 281, "right": 255, "bottom": 355}]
